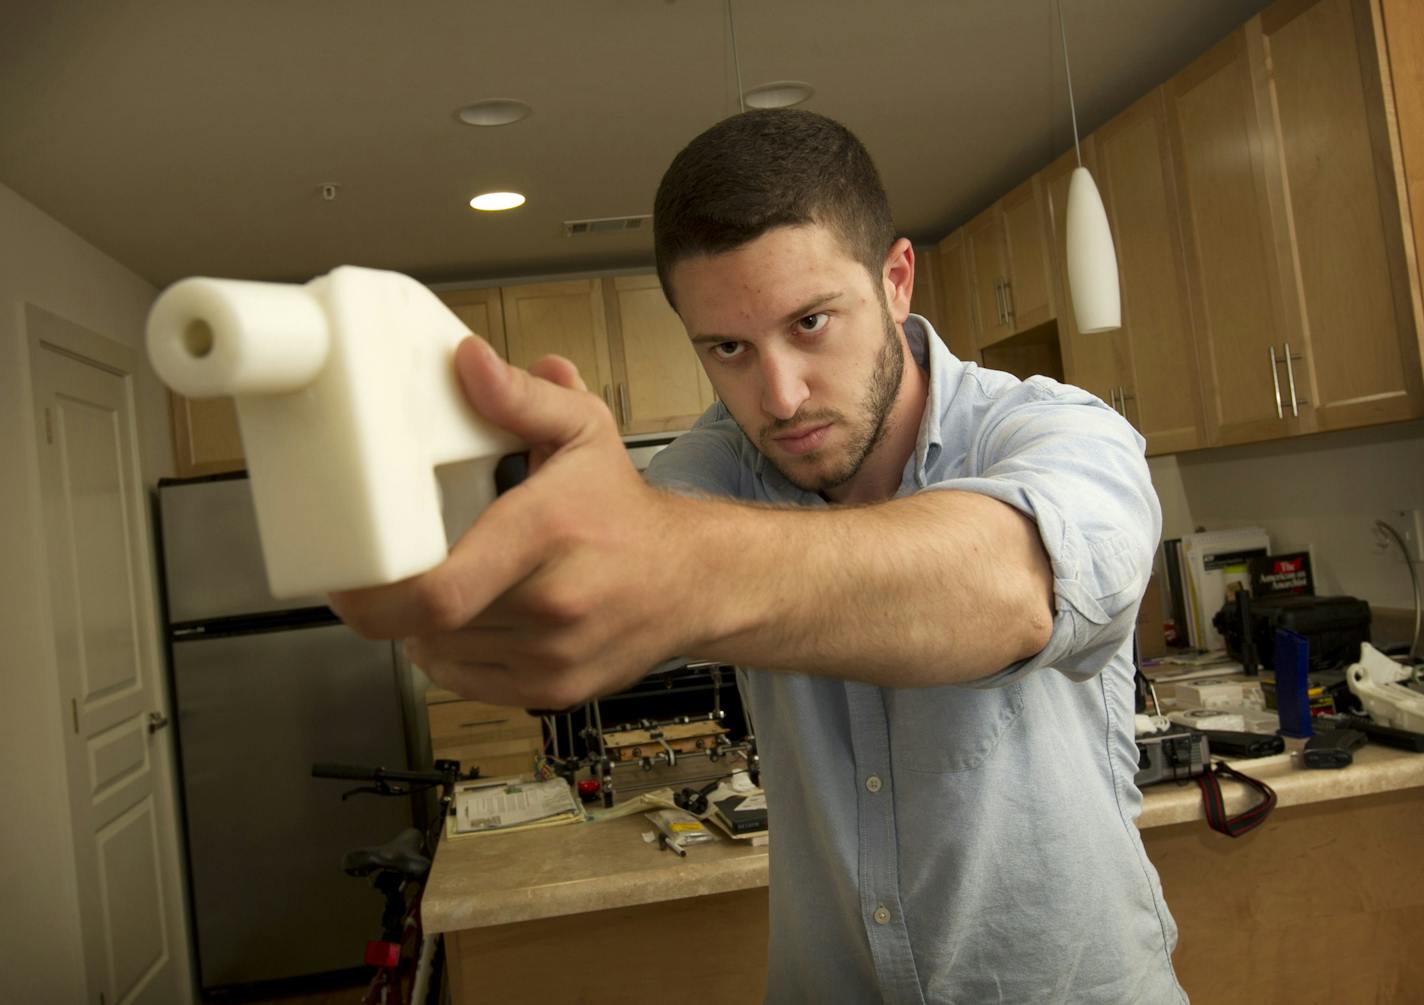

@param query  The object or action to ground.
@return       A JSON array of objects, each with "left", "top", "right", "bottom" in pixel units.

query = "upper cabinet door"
[
  {"left": 1043, "top": 142, "right": 1132, "bottom": 413},
  {"left": 604, "top": 274, "right": 714, "bottom": 434},
  {"left": 1000, "top": 176, "right": 1056, "bottom": 332},
  {"left": 935, "top": 229, "right": 981, "bottom": 363},
  {"left": 1256, "top": 0, "right": 1424, "bottom": 430},
  {"left": 967, "top": 206, "right": 1013, "bottom": 347},
  {"left": 1095, "top": 89, "right": 1206, "bottom": 454},
  {"left": 438, "top": 287, "right": 509, "bottom": 360},
  {"left": 500, "top": 279, "right": 615, "bottom": 397},
  {"left": 1166, "top": 28, "right": 1308, "bottom": 445}
]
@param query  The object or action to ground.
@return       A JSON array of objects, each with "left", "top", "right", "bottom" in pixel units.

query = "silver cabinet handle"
[
  {"left": 602, "top": 384, "right": 614, "bottom": 416},
  {"left": 1269, "top": 345, "right": 1283, "bottom": 419},
  {"left": 617, "top": 383, "right": 630, "bottom": 427},
  {"left": 1283, "top": 342, "right": 1307, "bottom": 417},
  {"left": 1108, "top": 387, "right": 1120, "bottom": 413},
  {"left": 992, "top": 280, "right": 1005, "bottom": 326},
  {"left": 148, "top": 711, "right": 169, "bottom": 734},
  {"left": 1003, "top": 280, "right": 1015, "bottom": 325}
]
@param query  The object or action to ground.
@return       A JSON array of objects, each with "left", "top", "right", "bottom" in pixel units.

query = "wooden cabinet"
[
  {"left": 425, "top": 688, "right": 544, "bottom": 779},
  {"left": 602, "top": 274, "right": 714, "bottom": 434},
  {"left": 500, "top": 278, "right": 616, "bottom": 399},
  {"left": 967, "top": 206, "right": 1012, "bottom": 347},
  {"left": 1093, "top": 89, "right": 1206, "bottom": 454},
  {"left": 170, "top": 393, "right": 244, "bottom": 477},
  {"left": 439, "top": 287, "right": 509, "bottom": 360},
  {"left": 1165, "top": 0, "right": 1423, "bottom": 447},
  {"left": 1000, "top": 177, "right": 1056, "bottom": 331},
  {"left": 497, "top": 274, "right": 713, "bottom": 434},
  {"left": 1166, "top": 27, "right": 1310, "bottom": 446},
  {"left": 934, "top": 229, "right": 980, "bottom": 362},
  {"left": 908, "top": 244, "right": 944, "bottom": 334},
  {"left": 1254, "top": 0, "right": 1423, "bottom": 431},
  {"left": 966, "top": 178, "right": 1056, "bottom": 348}
]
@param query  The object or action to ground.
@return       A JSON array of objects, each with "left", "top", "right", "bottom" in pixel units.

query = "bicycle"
[{"left": 311, "top": 759, "right": 478, "bottom": 1005}]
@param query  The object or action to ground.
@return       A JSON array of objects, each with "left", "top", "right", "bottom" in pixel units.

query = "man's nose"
[{"left": 759, "top": 350, "right": 810, "bottom": 421}]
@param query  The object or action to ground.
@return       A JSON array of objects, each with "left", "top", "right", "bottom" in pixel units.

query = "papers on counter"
[{"left": 446, "top": 776, "right": 584, "bottom": 838}]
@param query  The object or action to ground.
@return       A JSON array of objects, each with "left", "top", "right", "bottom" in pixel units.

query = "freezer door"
[
  {"left": 171, "top": 622, "right": 412, "bottom": 990},
  {"left": 159, "top": 476, "right": 326, "bottom": 622}
]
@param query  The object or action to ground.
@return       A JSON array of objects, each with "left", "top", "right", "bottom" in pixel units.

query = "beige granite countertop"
[{"left": 422, "top": 745, "right": 1424, "bottom": 935}]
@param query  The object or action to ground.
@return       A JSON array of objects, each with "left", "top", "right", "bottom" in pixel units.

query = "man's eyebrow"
[{"left": 689, "top": 291, "right": 844, "bottom": 344}]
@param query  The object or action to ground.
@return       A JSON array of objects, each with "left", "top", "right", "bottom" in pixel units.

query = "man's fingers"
[
  {"left": 329, "top": 485, "right": 548, "bottom": 639},
  {"left": 454, "top": 338, "right": 601, "bottom": 447},
  {"left": 528, "top": 354, "right": 587, "bottom": 392}
]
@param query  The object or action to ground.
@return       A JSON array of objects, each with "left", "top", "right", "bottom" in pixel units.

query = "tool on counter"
[
  {"left": 1273, "top": 629, "right": 1314, "bottom": 739},
  {"left": 1302, "top": 728, "right": 1366, "bottom": 769},
  {"left": 674, "top": 779, "right": 724, "bottom": 816},
  {"left": 1316, "top": 713, "right": 1424, "bottom": 752}
]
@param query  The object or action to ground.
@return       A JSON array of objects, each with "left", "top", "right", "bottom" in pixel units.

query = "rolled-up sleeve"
[{"left": 925, "top": 378, "right": 1162, "bottom": 685}]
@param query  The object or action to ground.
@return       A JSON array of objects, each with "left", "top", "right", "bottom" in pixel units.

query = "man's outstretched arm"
[{"left": 330, "top": 339, "right": 1140, "bottom": 708}]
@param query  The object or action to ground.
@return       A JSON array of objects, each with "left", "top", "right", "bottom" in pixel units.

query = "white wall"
[
  {"left": 1148, "top": 418, "right": 1424, "bottom": 642},
  {"left": 0, "top": 182, "right": 179, "bottom": 999}
]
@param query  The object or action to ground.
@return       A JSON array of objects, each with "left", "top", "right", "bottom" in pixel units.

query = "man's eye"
[
  {"left": 711, "top": 341, "right": 744, "bottom": 360},
  {"left": 796, "top": 313, "right": 829, "bottom": 334}
]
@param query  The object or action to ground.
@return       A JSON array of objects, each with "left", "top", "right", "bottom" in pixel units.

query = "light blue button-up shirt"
[{"left": 645, "top": 316, "right": 1185, "bottom": 1004}]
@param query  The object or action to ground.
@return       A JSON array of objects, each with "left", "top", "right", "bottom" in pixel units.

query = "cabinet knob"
[{"left": 147, "top": 711, "right": 170, "bottom": 734}]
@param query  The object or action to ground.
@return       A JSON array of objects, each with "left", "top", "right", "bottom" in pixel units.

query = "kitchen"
[{"left": 3, "top": 0, "right": 1423, "bottom": 1003}]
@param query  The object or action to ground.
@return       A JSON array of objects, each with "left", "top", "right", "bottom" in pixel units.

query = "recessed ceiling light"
[
  {"left": 469, "top": 191, "right": 526, "bottom": 211},
  {"left": 743, "top": 81, "right": 814, "bottom": 109},
  {"left": 456, "top": 100, "right": 532, "bottom": 126}
]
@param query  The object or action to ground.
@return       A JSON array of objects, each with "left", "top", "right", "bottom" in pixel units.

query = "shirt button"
[
  {"left": 865, "top": 775, "right": 883, "bottom": 793},
  {"left": 873, "top": 905, "right": 891, "bottom": 925}
]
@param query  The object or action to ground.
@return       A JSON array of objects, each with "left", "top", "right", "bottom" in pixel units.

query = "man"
[{"left": 331, "top": 109, "right": 1184, "bottom": 1003}]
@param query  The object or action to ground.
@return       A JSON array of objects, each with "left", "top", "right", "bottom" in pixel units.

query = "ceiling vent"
[{"left": 563, "top": 214, "right": 651, "bottom": 237}]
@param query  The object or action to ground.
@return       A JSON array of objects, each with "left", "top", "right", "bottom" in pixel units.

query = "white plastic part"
[
  {"left": 1065, "top": 166, "right": 1121, "bottom": 334},
  {"left": 146, "top": 265, "right": 522, "bottom": 598},
  {"left": 1345, "top": 643, "right": 1424, "bottom": 732}
]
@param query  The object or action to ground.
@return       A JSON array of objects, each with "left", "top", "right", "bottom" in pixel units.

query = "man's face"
[{"left": 668, "top": 224, "right": 908, "bottom": 496}]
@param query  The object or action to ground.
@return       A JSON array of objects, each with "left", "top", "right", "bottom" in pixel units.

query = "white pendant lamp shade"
[{"left": 1065, "top": 168, "right": 1121, "bottom": 334}]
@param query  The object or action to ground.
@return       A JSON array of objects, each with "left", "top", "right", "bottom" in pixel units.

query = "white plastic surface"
[
  {"left": 1345, "top": 643, "right": 1424, "bottom": 732},
  {"left": 147, "top": 265, "right": 522, "bottom": 598}
]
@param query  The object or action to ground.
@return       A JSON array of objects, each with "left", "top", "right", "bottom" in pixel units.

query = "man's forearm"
[{"left": 673, "top": 489, "right": 1055, "bottom": 686}]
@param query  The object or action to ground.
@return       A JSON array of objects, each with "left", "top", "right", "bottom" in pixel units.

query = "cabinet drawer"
[{"left": 427, "top": 700, "right": 542, "bottom": 748}]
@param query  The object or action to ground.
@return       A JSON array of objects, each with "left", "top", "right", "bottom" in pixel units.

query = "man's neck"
[{"left": 826, "top": 331, "right": 928, "bottom": 506}]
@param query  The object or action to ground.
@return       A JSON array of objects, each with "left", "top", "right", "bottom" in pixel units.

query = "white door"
[{"left": 31, "top": 315, "right": 189, "bottom": 1005}]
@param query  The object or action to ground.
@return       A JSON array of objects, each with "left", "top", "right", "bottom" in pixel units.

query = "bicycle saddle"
[{"left": 342, "top": 827, "right": 431, "bottom": 880}]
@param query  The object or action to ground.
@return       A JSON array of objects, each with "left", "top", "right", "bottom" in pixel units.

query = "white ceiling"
[{"left": 0, "top": 0, "right": 1268, "bottom": 289}]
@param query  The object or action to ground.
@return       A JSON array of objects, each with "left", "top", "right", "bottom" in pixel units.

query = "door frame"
[{"left": 27, "top": 303, "right": 194, "bottom": 1004}]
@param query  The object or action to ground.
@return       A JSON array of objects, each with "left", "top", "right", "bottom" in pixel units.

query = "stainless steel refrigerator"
[{"left": 156, "top": 472, "right": 417, "bottom": 994}]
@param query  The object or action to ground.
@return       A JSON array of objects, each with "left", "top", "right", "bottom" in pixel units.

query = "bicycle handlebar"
[{"left": 311, "top": 762, "right": 451, "bottom": 786}]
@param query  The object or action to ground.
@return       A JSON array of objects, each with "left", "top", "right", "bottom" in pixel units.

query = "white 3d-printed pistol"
[{"left": 147, "top": 265, "right": 522, "bottom": 598}]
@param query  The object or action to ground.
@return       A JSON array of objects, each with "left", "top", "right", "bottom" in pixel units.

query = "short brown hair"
[{"left": 653, "top": 109, "right": 896, "bottom": 308}]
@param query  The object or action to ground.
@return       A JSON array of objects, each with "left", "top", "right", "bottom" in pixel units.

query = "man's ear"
[{"left": 882, "top": 238, "right": 914, "bottom": 323}]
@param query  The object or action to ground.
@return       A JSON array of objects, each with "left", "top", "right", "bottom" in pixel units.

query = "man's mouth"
[{"left": 772, "top": 424, "right": 832, "bottom": 456}]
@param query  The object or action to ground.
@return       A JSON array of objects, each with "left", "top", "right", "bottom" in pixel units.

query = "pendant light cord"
[
  {"left": 727, "top": 0, "right": 746, "bottom": 114},
  {"left": 1058, "top": 0, "right": 1082, "bottom": 166}
]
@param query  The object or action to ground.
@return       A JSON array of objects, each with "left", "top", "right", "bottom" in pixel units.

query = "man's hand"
[{"left": 329, "top": 337, "right": 691, "bottom": 709}]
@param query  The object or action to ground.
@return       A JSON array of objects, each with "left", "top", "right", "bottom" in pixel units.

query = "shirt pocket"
[{"left": 884, "top": 682, "right": 1025, "bottom": 773}]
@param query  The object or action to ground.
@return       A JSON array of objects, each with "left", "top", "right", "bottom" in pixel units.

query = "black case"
[{"left": 1214, "top": 594, "right": 1371, "bottom": 672}]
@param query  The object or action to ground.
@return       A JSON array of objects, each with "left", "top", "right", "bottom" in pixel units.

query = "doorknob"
[{"left": 147, "top": 711, "right": 170, "bottom": 734}]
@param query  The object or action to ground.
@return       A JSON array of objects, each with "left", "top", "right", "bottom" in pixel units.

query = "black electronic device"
[
  {"left": 1302, "top": 728, "right": 1366, "bottom": 769},
  {"left": 1214, "top": 594, "right": 1371, "bottom": 673},
  {"left": 1193, "top": 728, "right": 1284, "bottom": 760},
  {"left": 713, "top": 794, "right": 768, "bottom": 835},
  {"left": 1136, "top": 727, "right": 1210, "bottom": 787}
]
